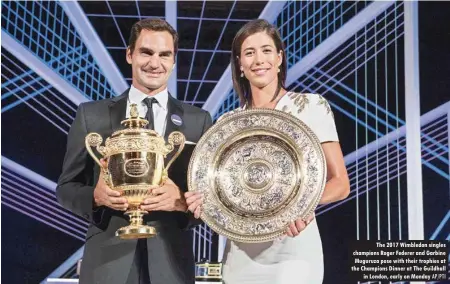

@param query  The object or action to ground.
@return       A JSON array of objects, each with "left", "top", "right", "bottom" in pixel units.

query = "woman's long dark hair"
[{"left": 231, "top": 19, "right": 287, "bottom": 108}]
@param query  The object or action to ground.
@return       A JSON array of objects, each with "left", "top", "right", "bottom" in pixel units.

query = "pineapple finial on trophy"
[
  {"left": 130, "top": 103, "right": 139, "bottom": 119},
  {"left": 122, "top": 103, "right": 149, "bottom": 129}
]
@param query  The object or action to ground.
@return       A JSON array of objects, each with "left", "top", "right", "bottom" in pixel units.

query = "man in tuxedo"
[{"left": 56, "top": 18, "right": 212, "bottom": 284}]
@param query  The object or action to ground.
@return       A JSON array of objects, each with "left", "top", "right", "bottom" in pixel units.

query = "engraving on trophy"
[
  {"left": 243, "top": 160, "right": 274, "bottom": 191},
  {"left": 208, "top": 267, "right": 221, "bottom": 275},
  {"left": 216, "top": 135, "right": 298, "bottom": 217},
  {"left": 188, "top": 108, "right": 326, "bottom": 243},
  {"left": 86, "top": 133, "right": 103, "bottom": 146},
  {"left": 124, "top": 158, "right": 150, "bottom": 177}
]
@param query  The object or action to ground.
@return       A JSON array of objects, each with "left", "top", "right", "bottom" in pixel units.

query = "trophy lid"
[
  {"left": 92, "top": 104, "right": 176, "bottom": 158},
  {"left": 121, "top": 103, "right": 150, "bottom": 128},
  {"left": 109, "top": 103, "right": 160, "bottom": 139}
]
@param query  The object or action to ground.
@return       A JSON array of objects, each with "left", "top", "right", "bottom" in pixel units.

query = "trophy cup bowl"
[{"left": 85, "top": 104, "right": 185, "bottom": 239}]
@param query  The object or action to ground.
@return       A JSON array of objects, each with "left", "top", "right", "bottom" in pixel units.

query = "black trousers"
[{"left": 126, "top": 239, "right": 151, "bottom": 284}]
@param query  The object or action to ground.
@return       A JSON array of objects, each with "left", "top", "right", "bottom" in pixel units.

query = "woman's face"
[{"left": 239, "top": 31, "right": 282, "bottom": 89}]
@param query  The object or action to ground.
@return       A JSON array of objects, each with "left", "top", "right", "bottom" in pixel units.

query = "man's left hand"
[{"left": 140, "top": 178, "right": 187, "bottom": 212}]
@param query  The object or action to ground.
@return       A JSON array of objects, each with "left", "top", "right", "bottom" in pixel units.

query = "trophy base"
[
  {"left": 116, "top": 209, "right": 157, "bottom": 239},
  {"left": 115, "top": 225, "right": 157, "bottom": 239}
]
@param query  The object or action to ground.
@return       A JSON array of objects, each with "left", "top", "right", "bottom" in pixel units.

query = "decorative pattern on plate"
[{"left": 188, "top": 108, "right": 326, "bottom": 243}]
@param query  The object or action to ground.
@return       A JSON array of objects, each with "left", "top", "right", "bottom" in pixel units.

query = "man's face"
[{"left": 126, "top": 30, "right": 175, "bottom": 94}]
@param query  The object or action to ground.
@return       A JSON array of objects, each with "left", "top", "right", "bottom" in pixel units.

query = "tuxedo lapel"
[
  {"left": 108, "top": 89, "right": 129, "bottom": 133},
  {"left": 164, "top": 94, "right": 185, "bottom": 139}
]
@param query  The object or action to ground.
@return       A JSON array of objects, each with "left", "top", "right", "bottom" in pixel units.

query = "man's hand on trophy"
[
  {"left": 285, "top": 214, "right": 315, "bottom": 237},
  {"left": 93, "top": 159, "right": 129, "bottom": 211},
  {"left": 184, "top": 192, "right": 203, "bottom": 219},
  {"left": 140, "top": 178, "right": 187, "bottom": 212}
]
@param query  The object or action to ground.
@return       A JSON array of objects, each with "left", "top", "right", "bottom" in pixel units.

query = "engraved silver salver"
[{"left": 188, "top": 109, "right": 327, "bottom": 243}]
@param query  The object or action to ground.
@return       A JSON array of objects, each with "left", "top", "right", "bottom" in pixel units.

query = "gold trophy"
[{"left": 85, "top": 104, "right": 185, "bottom": 239}]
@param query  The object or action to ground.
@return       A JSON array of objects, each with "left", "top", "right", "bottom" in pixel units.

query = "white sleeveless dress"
[{"left": 220, "top": 93, "right": 339, "bottom": 284}]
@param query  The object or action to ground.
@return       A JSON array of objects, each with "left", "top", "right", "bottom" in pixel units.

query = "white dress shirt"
[{"left": 126, "top": 85, "right": 169, "bottom": 137}]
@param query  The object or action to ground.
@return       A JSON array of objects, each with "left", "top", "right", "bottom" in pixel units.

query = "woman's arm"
[
  {"left": 286, "top": 141, "right": 349, "bottom": 237},
  {"left": 319, "top": 141, "right": 350, "bottom": 204}
]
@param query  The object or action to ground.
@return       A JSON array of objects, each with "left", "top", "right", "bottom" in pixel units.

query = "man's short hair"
[{"left": 128, "top": 18, "right": 178, "bottom": 56}]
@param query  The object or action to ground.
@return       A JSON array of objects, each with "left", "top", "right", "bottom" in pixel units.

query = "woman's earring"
[
  {"left": 278, "top": 68, "right": 280, "bottom": 73},
  {"left": 240, "top": 71, "right": 244, "bottom": 78}
]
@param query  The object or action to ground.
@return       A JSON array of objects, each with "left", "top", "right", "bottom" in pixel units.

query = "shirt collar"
[{"left": 129, "top": 85, "right": 169, "bottom": 111}]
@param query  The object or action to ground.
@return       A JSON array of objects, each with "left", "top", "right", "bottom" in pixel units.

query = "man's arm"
[
  {"left": 202, "top": 111, "right": 213, "bottom": 133},
  {"left": 56, "top": 103, "right": 100, "bottom": 222},
  {"left": 182, "top": 111, "right": 213, "bottom": 229}
]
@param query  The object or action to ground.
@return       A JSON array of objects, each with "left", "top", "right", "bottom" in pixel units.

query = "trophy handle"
[
  {"left": 85, "top": 133, "right": 106, "bottom": 168},
  {"left": 163, "top": 131, "right": 186, "bottom": 180}
]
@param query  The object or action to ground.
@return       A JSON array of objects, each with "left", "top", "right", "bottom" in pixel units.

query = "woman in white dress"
[{"left": 185, "top": 19, "right": 350, "bottom": 284}]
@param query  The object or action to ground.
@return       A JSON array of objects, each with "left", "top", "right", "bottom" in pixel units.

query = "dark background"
[{"left": 1, "top": 1, "right": 449, "bottom": 283}]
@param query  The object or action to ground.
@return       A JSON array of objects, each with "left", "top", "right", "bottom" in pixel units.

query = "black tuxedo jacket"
[{"left": 56, "top": 89, "right": 212, "bottom": 284}]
